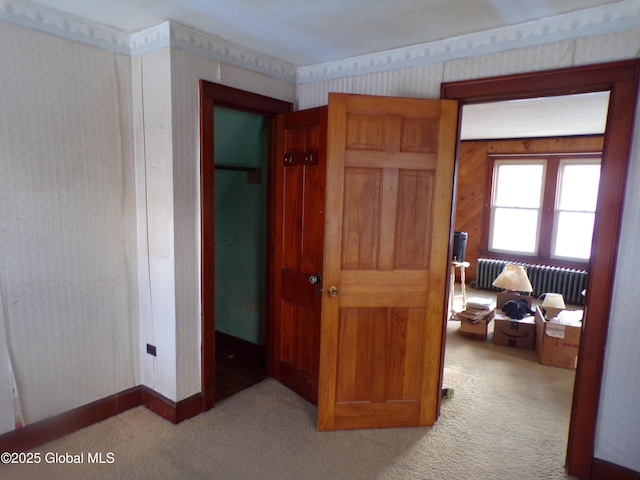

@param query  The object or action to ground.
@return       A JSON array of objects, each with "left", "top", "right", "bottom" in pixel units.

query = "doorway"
[
  {"left": 447, "top": 91, "right": 609, "bottom": 473},
  {"left": 199, "top": 81, "right": 292, "bottom": 409},
  {"left": 441, "top": 59, "right": 640, "bottom": 478},
  {"left": 213, "top": 106, "right": 269, "bottom": 401}
]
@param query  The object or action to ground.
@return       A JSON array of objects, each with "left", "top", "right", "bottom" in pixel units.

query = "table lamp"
[
  {"left": 540, "top": 292, "right": 566, "bottom": 308},
  {"left": 492, "top": 264, "right": 533, "bottom": 294}
]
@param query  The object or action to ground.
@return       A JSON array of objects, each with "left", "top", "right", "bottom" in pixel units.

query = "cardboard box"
[
  {"left": 496, "top": 292, "right": 532, "bottom": 310},
  {"left": 534, "top": 305, "right": 582, "bottom": 369},
  {"left": 493, "top": 313, "right": 535, "bottom": 349},
  {"left": 458, "top": 312, "right": 493, "bottom": 338}
]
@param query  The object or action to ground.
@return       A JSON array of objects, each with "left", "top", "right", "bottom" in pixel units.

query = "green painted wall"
[{"left": 214, "top": 107, "right": 268, "bottom": 345}]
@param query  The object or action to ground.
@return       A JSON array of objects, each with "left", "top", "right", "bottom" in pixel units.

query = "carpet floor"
[{"left": 1, "top": 290, "right": 578, "bottom": 480}]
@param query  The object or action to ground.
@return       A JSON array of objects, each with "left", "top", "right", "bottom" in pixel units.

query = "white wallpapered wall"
[
  {"left": 0, "top": 22, "right": 139, "bottom": 426},
  {"left": 170, "top": 49, "right": 220, "bottom": 400},
  {"left": 594, "top": 95, "right": 640, "bottom": 473},
  {"left": 138, "top": 48, "right": 179, "bottom": 401},
  {"left": 296, "top": 29, "right": 640, "bottom": 471}
]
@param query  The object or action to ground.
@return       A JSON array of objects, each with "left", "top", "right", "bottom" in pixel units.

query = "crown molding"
[
  {"left": 130, "top": 22, "right": 171, "bottom": 57},
  {"left": 169, "top": 23, "right": 296, "bottom": 83},
  {"left": 2, "top": 0, "right": 638, "bottom": 86},
  {"left": 0, "top": 0, "right": 131, "bottom": 54},
  {"left": 1, "top": 0, "right": 296, "bottom": 83},
  {"left": 297, "top": 0, "right": 640, "bottom": 84}
]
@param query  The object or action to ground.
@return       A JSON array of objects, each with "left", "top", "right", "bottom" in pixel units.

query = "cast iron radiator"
[{"left": 473, "top": 258, "right": 587, "bottom": 305}]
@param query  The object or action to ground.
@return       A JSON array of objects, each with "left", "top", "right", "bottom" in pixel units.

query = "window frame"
[{"left": 484, "top": 153, "right": 601, "bottom": 267}]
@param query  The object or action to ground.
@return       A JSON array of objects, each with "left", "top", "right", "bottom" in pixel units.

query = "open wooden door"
[
  {"left": 318, "top": 93, "right": 458, "bottom": 430},
  {"left": 272, "top": 107, "right": 328, "bottom": 404}
]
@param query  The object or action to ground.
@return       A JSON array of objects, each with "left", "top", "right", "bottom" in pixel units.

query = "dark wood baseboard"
[
  {"left": 0, "top": 386, "right": 141, "bottom": 453},
  {"left": 0, "top": 385, "right": 205, "bottom": 453},
  {"left": 141, "top": 387, "right": 204, "bottom": 424},
  {"left": 592, "top": 458, "right": 640, "bottom": 480}
]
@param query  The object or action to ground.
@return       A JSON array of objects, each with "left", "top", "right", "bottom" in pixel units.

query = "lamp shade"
[
  {"left": 492, "top": 264, "right": 533, "bottom": 293},
  {"left": 540, "top": 293, "right": 566, "bottom": 308}
]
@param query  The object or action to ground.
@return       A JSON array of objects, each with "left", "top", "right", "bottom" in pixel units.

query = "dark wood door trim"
[
  {"left": 441, "top": 59, "right": 640, "bottom": 480},
  {"left": 199, "top": 81, "right": 292, "bottom": 410}
]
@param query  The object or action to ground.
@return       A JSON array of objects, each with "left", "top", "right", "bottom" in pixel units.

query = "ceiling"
[
  {"left": 461, "top": 92, "right": 610, "bottom": 140},
  {"left": 24, "top": 0, "right": 621, "bottom": 67}
]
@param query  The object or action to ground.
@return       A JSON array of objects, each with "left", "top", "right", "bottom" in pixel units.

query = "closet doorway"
[
  {"left": 213, "top": 106, "right": 269, "bottom": 402},
  {"left": 200, "top": 81, "right": 292, "bottom": 409}
]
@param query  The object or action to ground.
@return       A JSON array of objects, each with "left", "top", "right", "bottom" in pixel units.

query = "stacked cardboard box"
[
  {"left": 492, "top": 293, "right": 535, "bottom": 350},
  {"left": 461, "top": 291, "right": 583, "bottom": 368},
  {"left": 493, "top": 313, "right": 535, "bottom": 349},
  {"left": 457, "top": 297, "right": 495, "bottom": 338}
]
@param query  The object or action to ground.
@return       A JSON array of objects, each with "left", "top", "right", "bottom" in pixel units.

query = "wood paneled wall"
[{"left": 454, "top": 136, "right": 604, "bottom": 283}]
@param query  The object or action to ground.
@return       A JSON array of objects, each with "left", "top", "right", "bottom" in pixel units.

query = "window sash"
[
  {"left": 551, "top": 159, "right": 601, "bottom": 260},
  {"left": 489, "top": 206, "right": 540, "bottom": 254},
  {"left": 552, "top": 211, "right": 596, "bottom": 259},
  {"left": 489, "top": 160, "right": 545, "bottom": 256}
]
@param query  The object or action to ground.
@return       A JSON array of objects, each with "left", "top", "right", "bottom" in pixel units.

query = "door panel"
[
  {"left": 272, "top": 107, "right": 327, "bottom": 404},
  {"left": 318, "top": 93, "right": 457, "bottom": 431}
]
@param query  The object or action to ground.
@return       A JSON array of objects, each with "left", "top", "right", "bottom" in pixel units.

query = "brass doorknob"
[{"left": 328, "top": 286, "right": 338, "bottom": 297}]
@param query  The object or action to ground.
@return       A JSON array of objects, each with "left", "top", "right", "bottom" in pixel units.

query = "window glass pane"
[
  {"left": 494, "top": 164, "right": 544, "bottom": 208},
  {"left": 491, "top": 208, "right": 539, "bottom": 253},
  {"left": 554, "top": 211, "right": 595, "bottom": 259},
  {"left": 558, "top": 163, "right": 600, "bottom": 211}
]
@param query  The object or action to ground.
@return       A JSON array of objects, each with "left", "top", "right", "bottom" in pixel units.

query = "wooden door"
[
  {"left": 272, "top": 107, "right": 327, "bottom": 404},
  {"left": 318, "top": 93, "right": 458, "bottom": 430}
]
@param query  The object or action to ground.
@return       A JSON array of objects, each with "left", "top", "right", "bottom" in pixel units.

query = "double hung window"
[{"left": 488, "top": 155, "right": 600, "bottom": 262}]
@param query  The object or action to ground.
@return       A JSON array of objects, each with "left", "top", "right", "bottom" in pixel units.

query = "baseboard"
[
  {"left": 141, "top": 387, "right": 204, "bottom": 424},
  {"left": 592, "top": 458, "right": 640, "bottom": 480},
  {"left": 0, "top": 385, "right": 205, "bottom": 453},
  {"left": 0, "top": 386, "right": 141, "bottom": 453}
]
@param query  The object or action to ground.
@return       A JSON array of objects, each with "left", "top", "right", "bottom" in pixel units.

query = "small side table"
[{"left": 450, "top": 261, "right": 470, "bottom": 318}]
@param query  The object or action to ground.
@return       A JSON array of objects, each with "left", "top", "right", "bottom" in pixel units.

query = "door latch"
[{"left": 309, "top": 272, "right": 323, "bottom": 295}]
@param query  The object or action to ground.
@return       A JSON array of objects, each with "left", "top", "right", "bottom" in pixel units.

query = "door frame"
[
  {"left": 199, "top": 81, "right": 292, "bottom": 410},
  {"left": 441, "top": 59, "right": 640, "bottom": 479}
]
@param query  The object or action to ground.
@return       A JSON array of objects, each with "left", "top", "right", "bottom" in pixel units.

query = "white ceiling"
[
  {"left": 461, "top": 92, "right": 610, "bottom": 140},
  {"left": 24, "top": 0, "right": 621, "bottom": 66}
]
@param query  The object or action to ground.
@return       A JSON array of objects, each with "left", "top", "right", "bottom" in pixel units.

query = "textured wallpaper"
[
  {"left": 595, "top": 95, "right": 640, "bottom": 472},
  {"left": 138, "top": 48, "right": 178, "bottom": 401},
  {"left": 165, "top": 48, "right": 218, "bottom": 400},
  {"left": 0, "top": 22, "right": 139, "bottom": 428}
]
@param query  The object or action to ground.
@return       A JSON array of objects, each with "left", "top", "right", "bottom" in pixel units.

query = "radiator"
[{"left": 473, "top": 258, "right": 587, "bottom": 305}]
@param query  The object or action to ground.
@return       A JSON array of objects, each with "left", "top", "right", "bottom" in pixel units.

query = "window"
[
  {"left": 553, "top": 161, "right": 600, "bottom": 260},
  {"left": 487, "top": 155, "right": 601, "bottom": 262},
  {"left": 489, "top": 161, "right": 545, "bottom": 255}
]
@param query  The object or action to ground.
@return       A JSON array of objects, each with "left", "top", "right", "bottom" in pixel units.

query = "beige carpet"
[{"left": 2, "top": 293, "right": 578, "bottom": 480}]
